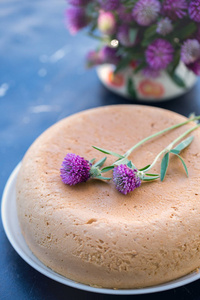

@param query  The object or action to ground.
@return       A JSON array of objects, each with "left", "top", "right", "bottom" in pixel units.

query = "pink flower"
[{"left": 97, "top": 11, "right": 116, "bottom": 35}]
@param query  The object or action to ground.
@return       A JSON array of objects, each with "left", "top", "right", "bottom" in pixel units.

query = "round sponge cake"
[{"left": 16, "top": 105, "right": 200, "bottom": 289}]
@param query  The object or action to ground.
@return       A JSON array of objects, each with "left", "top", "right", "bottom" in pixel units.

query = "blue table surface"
[{"left": 1, "top": 1, "right": 200, "bottom": 299}]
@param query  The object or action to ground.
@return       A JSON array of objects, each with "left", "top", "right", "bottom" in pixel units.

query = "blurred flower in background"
[{"left": 65, "top": 0, "right": 200, "bottom": 89}]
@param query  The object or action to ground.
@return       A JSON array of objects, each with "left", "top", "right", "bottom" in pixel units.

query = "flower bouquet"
[{"left": 65, "top": 0, "right": 200, "bottom": 101}]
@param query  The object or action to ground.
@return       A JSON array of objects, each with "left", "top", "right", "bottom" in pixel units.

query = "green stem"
[
  {"left": 144, "top": 124, "right": 200, "bottom": 172},
  {"left": 124, "top": 115, "right": 200, "bottom": 158}
]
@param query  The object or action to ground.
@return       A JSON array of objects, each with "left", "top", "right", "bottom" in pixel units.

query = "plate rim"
[{"left": 1, "top": 162, "right": 200, "bottom": 295}]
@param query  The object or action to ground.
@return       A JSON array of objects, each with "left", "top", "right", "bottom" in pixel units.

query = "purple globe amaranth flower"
[
  {"left": 117, "top": 5, "right": 133, "bottom": 23},
  {"left": 99, "top": 46, "right": 121, "bottom": 65},
  {"left": 98, "top": 11, "right": 116, "bottom": 35},
  {"left": 113, "top": 165, "right": 141, "bottom": 195},
  {"left": 132, "top": 0, "right": 161, "bottom": 26},
  {"left": 98, "top": 0, "right": 120, "bottom": 11},
  {"left": 68, "top": 0, "right": 91, "bottom": 6},
  {"left": 187, "top": 59, "right": 200, "bottom": 75},
  {"left": 142, "top": 66, "right": 160, "bottom": 78},
  {"left": 156, "top": 18, "right": 173, "bottom": 36},
  {"left": 181, "top": 39, "right": 200, "bottom": 65},
  {"left": 162, "top": 0, "right": 187, "bottom": 20},
  {"left": 86, "top": 50, "right": 102, "bottom": 68},
  {"left": 65, "top": 7, "right": 89, "bottom": 34},
  {"left": 189, "top": 0, "right": 200, "bottom": 23},
  {"left": 117, "top": 25, "right": 136, "bottom": 47},
  {"left": 145, "top": 38, "right": 174, "bottom": 70},
  {"left": 60, "top": 153, "right": 91, "bottom": 185}
]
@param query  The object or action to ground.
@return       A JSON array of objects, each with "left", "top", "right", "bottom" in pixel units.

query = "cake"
[{"left": 16, "top": 105, "right": 200, "bottom": 289}]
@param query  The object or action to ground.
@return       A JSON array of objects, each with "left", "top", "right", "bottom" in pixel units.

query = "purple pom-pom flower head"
[
  {"left": 181, "top": 39, "right": 200, "bottom": 65},
  {"left": 189, "top": 0, "right": 200, "bottom": 23},
  {"left": 145, "top": 38, "right": 174, "bottom": 70},
  {"left": 132, "top": 0, "right": 161, "bottom": 26},
  {"left": 117, "top": 5, "right": 133, "bottom": 23},
  {"left": 65, "top": 7, "right": 89, "bottom": 34},
  {"left": 60, "top": 153, "right": 91, "bottom": 185},
  {"left": 156, "top": 18, "right": 173, "bottom": 36},
  {"left": 113, "top": 164, "right": 141, "bottom": 195},
  {"left": 99, "top": 46, "right": 121, "bottom": 65},
  {"left": 162, "top": 0, "right": 187, "bottom": 20},
  {"left": 98, "top": 0, "right": 120, "bottom": 11}
]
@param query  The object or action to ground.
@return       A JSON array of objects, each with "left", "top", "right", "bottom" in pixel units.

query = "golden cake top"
[{"left": 18, "top": 105, "right": 200, "bottom": 224}]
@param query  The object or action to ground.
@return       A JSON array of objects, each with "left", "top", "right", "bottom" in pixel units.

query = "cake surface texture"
[{"left": 16, "top": 105, "right": 200, "bottom": 289}]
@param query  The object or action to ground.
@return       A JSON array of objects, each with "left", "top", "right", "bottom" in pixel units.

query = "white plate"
[{"left": 1, "top": 163, "right": 200, "bottom": 295}]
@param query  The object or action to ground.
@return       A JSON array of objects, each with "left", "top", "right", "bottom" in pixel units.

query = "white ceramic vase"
[{"left": 97, "top": 62, "right": 197, "bottom": 102}]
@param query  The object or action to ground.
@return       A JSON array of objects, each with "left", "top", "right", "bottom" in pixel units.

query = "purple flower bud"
[
  {"left": 156, "top": 18, "right": 173, "bottom": 36},
  {"left": 132, "top": 0, "right": 161, "bottom": 26},
  {"left": 65, "top": 7, "right": 89, "bottom": 34},
  {"left": 99, "top": 46, "right": 121, "bottom": 65},
  {"left": 187, "top": 59, "right": 200, "bottom": 76},
  {"left": 98, "top": 11, "right": 116, "bottom": 35},
  {"left": 113, "top": 164, "right": 141, "bottom": 195},
  {"left": 181, "top": 39, "right": 200, "bottom": 65},
  {"left": 189, "top": 0, "right": 200, "bottom": 23},
  {"left": 117, "top": 5, "right": 133, "bottom": 23},
  {"left": 68, "top": 0, "right": 91, "bottom": 6},
  {"left": 117, "top": 25, "right": 136, "bottom": 47},
  {"left": 162, "top": 0, "right": 187, "bottom": 20},
  {"left": 145, "top": 38, "right": 174, "bottom": 70},
  {"left": 86, "top": 50, "right": 102, "bottom": 68},
  {"left": 60, "top": 153, "right": 91, "bottom": 185},
  {"left": 98, "top": 0, "right": 120, "bottom": 11}
]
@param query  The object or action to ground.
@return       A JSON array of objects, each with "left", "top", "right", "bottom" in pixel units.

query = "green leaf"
[
  {"left": 174, "top": 154, "right": 189, "bottom": 177},
  {"left": 127, "top": 77, "right": 137, "bottom": 98},
  {"left": 101, "top": 165, "right": 114, "bottom": 173},
  {"left": 134, "top": 62, "right": 147, "bottom": 74},
  {"left": 93, "top": 156, "right": 107, "bottom": 168},
  {"left": 92, "top": 146, "right": 124, "bottom": 158},
  {"left": 129, "top": 28, "right": 138, "bottom": 44},
  {"left": 145, "top": 173, "right": 160, "bottom": 177},
  {"left": 114, "top": 56, "right": 132, "bottom": 73},
  {"left": 178, "top": 22, "right": 197, "bottom": 40},
  {"left": 170, "top": 149, "right": 180, "bottom": 155},
  {"left": 141, "top": 36, "right": 156, "bottom": 47},
  {"left": 139, "top": 165, "right": 151, "bottom": 171},
  {"left": 168, "top": 72, "right": 186, "bottom": 88},
  {"left": 143, "top": 24, "right": 157, "bottom": 39},
  {"left": 131, "top": 52, "right": 144, "bottom": 60},
  {"left": 127, "top": 160, "right": 132, "bottom": 168},
  {"left": 167, "top": 51, "right": 180, "bottom": 75},
  {"left": 143, "top": 176, "right": 160, "bottom": 181},
  {"left": 113, "top": 157, "right": 130, "bottom": 166},
  {"left": 141, "top": 24, "right": 157, "bottom": 47},
  {"left": 173, "top": 136, "right": 194, "bottom": 153},
  {"left": 95, "top": 175, "right": 112, "bottom": 180},
  {"left": 126, "top": 160, "right": 137, "bottom": 169},
  {"left": 89, "top": 158, "right": 96, "bottom": 164},
  {"left": 160, "top": 152, "right": 170, "bottom": 182}
]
